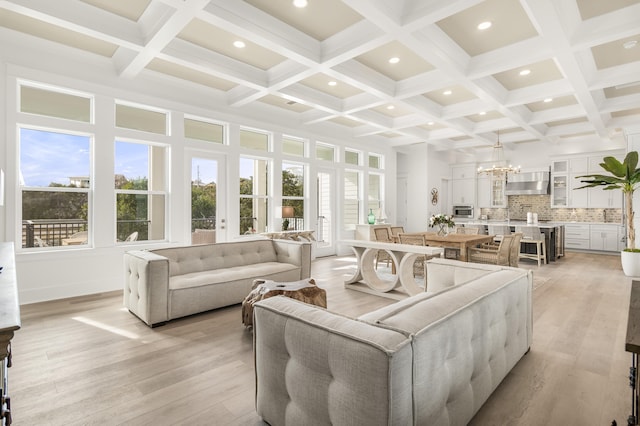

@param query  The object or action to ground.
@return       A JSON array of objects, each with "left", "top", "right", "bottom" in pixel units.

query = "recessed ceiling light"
[
  {"left": 388, "top": 57, "right": 400, "bottom": 64},
  {"left": 427, "top": 121, "right": 434, "bottom": 126},
  {"left": 479, "top": 111, "right": 486, "bottom": 115},
  {"left": 233, "top": 40, "right": 246, "bottom": 48},
  {"left": 443, "top": 90, "right": 452, "bottom": 95},
  {"left": 293, "top": 0, "right": 308, "bottom": 8},
  {"left": 623, "top": 40, "right": 638, "bottom": 49},
  {"left": 387, "top": 105, "right": 395, "bottom": 110},
  {"left": 477, "top": 21, "right": 492, "bottom": 30},
  {"left": 328, "top": 81, "right": 337, "bottom": 86},
  {"left": 519, "top": 69, "right": 531, "bottom": 76},
  {"left": 544, "top": 98, "right": 553, "bottom": 103}
]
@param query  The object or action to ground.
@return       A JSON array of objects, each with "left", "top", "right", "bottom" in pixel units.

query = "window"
[
  {"left": 282, "top": 135, "right": 305, "bottom": 157},
  {"left": 240, "top": 157, "right": 269, "bottom": 234},
  {"left": 240, "top": 129, "right": 269, "bottom": 151},
  {"left": 369, "top": 153, "right": 382, "bottom": 169},
  {"left": 115, "top": 102, "right": 168, "bottom": 135},
  {"left": 368, "top": 173, "right": 383, "bottom": 219},
  {"left": 343, "top": 170, "right": 361, "bottom": 230},
  {"left": 115, "top": 141, "right": 168, "bottom": 242},
  {"left": 19, "top": 127, "right": 91, "bottom": 248},
  {"left": 184, "top": 117, "right": 224, "bottom": 144},
  {"left": 345, "top": 149, "right": 360, "bottom": 165},
  {"left": 282, "top": 162, "right": 304, "bottom": 230},
  {"left": 20, "top": 83, "right": 92, "bottom": 123},
  {"left": 316, "top": 143, "right": 335, "bottom": 161}
]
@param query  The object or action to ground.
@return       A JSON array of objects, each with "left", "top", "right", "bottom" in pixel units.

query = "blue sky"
[
  {"left": 21, "top": 128, "right": 226, "bottom": 187},
  {"left": 20, "top": 129, "right": 151, "bottom": 186},
  {"left": 20, "top": 128, "right": 90, "bottom": 187}
]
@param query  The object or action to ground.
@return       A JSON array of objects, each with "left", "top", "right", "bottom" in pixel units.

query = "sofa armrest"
[
  {"left": 123, "top": 250, "right": 170, "bottom": 327},
  {"left": 253, "top": 296, "right": 413, "bottom": 426},
  {"left": 271, "top": 240, "right": 311, "bottom": 279}
]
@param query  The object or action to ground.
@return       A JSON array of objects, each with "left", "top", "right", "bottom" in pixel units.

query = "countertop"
[{"left": 457, "top": 220, "right": 623, "bottom": 227}]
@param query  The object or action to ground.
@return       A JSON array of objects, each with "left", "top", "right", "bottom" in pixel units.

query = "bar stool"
[{"left": 516, "top": 226, "right": 546, "bottom": 266}]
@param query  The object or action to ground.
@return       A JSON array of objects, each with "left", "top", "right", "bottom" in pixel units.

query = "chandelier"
[{"left": 477, "top": 131, "right": 521, "bottom": 176}]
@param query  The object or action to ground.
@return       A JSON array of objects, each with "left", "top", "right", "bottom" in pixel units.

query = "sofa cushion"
[
  {"left": 170, "top": 261, "right": 298, "bottom": 290},
  {"left": 153, "top": 240, "right": 279, "bottom": 276}
]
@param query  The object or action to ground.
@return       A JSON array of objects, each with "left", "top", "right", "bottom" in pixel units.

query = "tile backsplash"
[{"left": 479, "top": 195, "right": 623, "bottom": 223}]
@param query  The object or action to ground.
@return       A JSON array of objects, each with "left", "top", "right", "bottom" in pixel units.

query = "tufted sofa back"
[
  {"left": 362, "top": 268, "right": 532, "bottom": 425},
  {"left": 254, "top": 260, "right": 532, "bottom": 426},
  {"left": 151, "top": 240, "right": 278, "bottom": 276}
]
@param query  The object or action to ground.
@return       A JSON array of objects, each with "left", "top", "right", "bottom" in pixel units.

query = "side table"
[{"left": 242, "top": 278, "right": 326, "bottom": 327}]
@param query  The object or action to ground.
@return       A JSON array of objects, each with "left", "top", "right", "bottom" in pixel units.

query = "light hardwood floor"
[{"left": 10, "top": 251, "right": 632, "bottom": 425}]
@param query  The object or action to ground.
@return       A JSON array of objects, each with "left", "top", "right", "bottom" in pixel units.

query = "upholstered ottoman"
[{"left": 242, "top": 278, "right": 326, "bottom": 327}]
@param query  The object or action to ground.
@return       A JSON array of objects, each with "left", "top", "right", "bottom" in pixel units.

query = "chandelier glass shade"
[{"left": 477, "top": 133, "right": 520, "bottom": 176}]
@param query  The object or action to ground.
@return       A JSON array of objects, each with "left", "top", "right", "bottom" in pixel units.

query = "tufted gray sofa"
[
  {"left": 124, "top": 239, "right": 311, "bottom": 327},
  {"left": 253, "top": 258, "right": 532, "bottom": 426}
]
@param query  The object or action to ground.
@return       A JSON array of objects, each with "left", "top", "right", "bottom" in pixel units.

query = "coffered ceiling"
[{"left": 1, "top": 0, "right": 639, "bottom": 152}]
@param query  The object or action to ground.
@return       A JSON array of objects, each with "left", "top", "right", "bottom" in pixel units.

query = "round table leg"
[{"left": 360, "top": 248, "right": 399, "bottom": 293}]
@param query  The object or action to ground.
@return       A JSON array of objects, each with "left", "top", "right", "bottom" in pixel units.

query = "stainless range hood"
[{"left": 505, "top": 170, "right": 550, "bottom": 195}]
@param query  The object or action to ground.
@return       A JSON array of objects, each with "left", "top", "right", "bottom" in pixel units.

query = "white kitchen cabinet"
[
  {"left": 551, "top": 174, "right": 568, "bottom": 207},
  {"left": 477, "top": 176, "right": 491, "bottom": 208},
  {"left": 476, "top": 175, "right": 505, "bottom": 208},
  {"left": 569, "top": 157, "right": 588, "bottom": 173},
  {"left": 588, "top": 187, "right": 623, "bottom": 208},
  {"left": 569, "top": 173, "right": 588, "bottom": 208},
  {"left": 585, "top": 151, "right": 624, "bottom": 208},
  {"left": 564, "top": 224, "right": 590, "bottom": 250},
  {"left": 451, "top": 164, "right": 477, "bottom": 206},
  {"left": 590, "top": 225, "right": 622, "bottom": 252},
  {"left": 452, "top": 179, "right": 476, "bottom": 205},
  {"left": 551, "top": 160, "right": 568, "bottom": 174},
  {"left": 491, "top": 176, "right": 506, "bottom": 207},
  {"left": 451, "top": 164, "right": 477, "bottom": 180},
  {"left": 551, "top": 171, "right": 588, "bottom": 208}
]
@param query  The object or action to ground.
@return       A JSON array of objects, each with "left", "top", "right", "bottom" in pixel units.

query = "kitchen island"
[{"left": 458, "top": 221, "right": 565, "bottom": 263}]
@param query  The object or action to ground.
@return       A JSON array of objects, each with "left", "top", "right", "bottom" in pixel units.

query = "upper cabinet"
[
  {"left": 551, "top": 151, "right": 624, "bottom": 209},
  {"left": 586, "top": 152, "right": 624, "bottom": 208},
  {"left": 451, "top": 164, "right": 476, "bottom": 206}
]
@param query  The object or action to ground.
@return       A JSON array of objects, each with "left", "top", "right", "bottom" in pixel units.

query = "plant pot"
[{"left": 621, "top": 250, "right": 640, "bottom": 277}]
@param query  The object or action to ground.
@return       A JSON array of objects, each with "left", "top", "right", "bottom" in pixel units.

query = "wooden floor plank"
[{"left": 9, "top": 251, "right": 633, "bottom": 425}]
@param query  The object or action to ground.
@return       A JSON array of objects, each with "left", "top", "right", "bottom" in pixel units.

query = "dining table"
[{"left": 402, "top": 232, "right": 495, "bottom": 262}]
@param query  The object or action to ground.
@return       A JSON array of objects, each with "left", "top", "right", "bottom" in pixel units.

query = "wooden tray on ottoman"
[{"left": 242, "top": 278, "right": 326, "bottom": 327}]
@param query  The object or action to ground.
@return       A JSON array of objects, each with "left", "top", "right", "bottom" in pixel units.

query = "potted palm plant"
[{"left": 576, "top": 151, "right": 640, "bottom": 276}]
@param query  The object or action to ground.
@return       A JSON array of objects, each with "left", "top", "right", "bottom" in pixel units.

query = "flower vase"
[
  {"left": 367, "top": 209, "right": 376, "bottom": 225},
  {"left": 437, "top": 224, "right": 447, "bottom": 236}
]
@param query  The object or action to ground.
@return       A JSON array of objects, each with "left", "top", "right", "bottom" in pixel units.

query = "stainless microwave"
[{"left": 453, "top": 205, "right": 474, "bottom": 218}]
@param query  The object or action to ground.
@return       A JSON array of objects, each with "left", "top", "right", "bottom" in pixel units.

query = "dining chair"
[
  {"left": 373, "top": 227, "right": 394, "bottom": 270},
  {"left": 445, "top": 225, "right": 480, "bottom": 259},
  {"left": 516, "top": 226, "right": 546, "bottom": 266},
  {"left": 124, "top": 231, "right": 139, "bottom": 242},
  {"left": 389, "top": 226, "right": 405, "bottom": 240},
  {"left": 398, "top": 233, "right": 437, "bottom": 278},
  {"left": 454, "top": 226, "right": 480, "bottom": 235},
  {"left": 509, "top": 232, "right": 523, "bottom": 267},
  {"left": 488, "top": 224, "right": 511, "bottom": 240},
  {"left": 467, "top": 234, "right": 514, "bottom": 266}
]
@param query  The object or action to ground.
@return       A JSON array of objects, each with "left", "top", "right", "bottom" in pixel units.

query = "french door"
[
  {"left": 187, "top": 151, "right": 227, "bottom": 243},
  {"left": 315, "top": 168, "right": 336, "bottom": 257}
]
